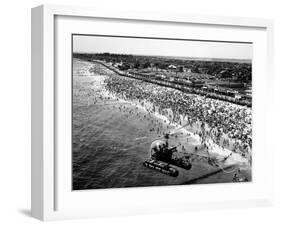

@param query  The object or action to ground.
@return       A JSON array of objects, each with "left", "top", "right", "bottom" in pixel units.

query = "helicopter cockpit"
[{"left": 150, "top": 139, "right": 174, "bottom": 161}]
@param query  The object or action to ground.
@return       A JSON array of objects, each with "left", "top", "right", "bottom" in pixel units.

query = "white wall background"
[{"left": 0, "top": 0, "right": 280, "bottom": 225}]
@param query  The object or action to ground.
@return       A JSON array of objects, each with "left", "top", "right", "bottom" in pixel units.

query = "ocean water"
[{"left": 72, "top": 58, "right": 248, "bottom": 190}]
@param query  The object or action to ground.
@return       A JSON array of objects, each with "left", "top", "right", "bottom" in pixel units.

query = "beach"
[{"left": 72, "top": 58, "right": 251, "bottom": 190}]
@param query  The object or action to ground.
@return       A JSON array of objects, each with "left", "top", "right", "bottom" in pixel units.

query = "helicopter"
[{"left": 145, "top": 132, "right": 192, "bottom": 169}]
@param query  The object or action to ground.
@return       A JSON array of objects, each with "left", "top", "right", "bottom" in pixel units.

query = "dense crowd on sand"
[{"left": 104, "top": 75, "right": 252, "bottom": 161}]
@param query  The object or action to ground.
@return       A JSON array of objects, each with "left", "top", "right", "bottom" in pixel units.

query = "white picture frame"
[{"left": 31, "top": 4, "right": 274, "bottom": 221}]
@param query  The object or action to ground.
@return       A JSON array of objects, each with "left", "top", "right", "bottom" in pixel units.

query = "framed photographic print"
[{"left": 31, "top": 4, "right": 274, "bottom": 221}]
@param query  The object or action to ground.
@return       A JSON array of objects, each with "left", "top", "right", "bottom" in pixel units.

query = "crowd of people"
[{"left": 104, "top": 74, "right": 252, "bottom": 160}]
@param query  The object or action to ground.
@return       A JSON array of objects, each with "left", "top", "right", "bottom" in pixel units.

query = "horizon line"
[{"left": 73, "top": 52, "right": 252, "bottom": 63}]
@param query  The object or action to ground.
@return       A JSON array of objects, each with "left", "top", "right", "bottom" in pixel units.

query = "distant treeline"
[{"left": 73, "top": 53, "right": 252, "bottom": 82}]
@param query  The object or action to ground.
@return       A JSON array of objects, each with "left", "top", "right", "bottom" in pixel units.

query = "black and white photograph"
[{"left": 72, "top": 34, "right": 252, "bottom": 190}]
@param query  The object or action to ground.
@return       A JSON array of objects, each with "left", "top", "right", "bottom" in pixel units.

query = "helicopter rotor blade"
[
  {"left": 121, "top": 140, "right": 152, "bottom": 151},
  {"left": 169, "top": 131, "right": 184, "bottom": 137},
  {"left": 166, "top": 122, "right": 190, "bottom": 136},
  {"left": 134, "top": 136, "right": 148, "bottom": 141}
]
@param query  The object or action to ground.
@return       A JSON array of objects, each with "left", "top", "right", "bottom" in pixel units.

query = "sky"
[{"left": 73, "top": 35, "right": 252, "bottom": 60}]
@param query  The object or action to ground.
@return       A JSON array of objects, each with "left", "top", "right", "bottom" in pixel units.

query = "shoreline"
[{"left": 97, "top": 76, "right": 249, "bottom": 166}]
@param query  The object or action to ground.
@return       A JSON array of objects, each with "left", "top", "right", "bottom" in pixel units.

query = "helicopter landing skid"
[{"left": 143, "top": 159, "right": 179, "bottom": 177}]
